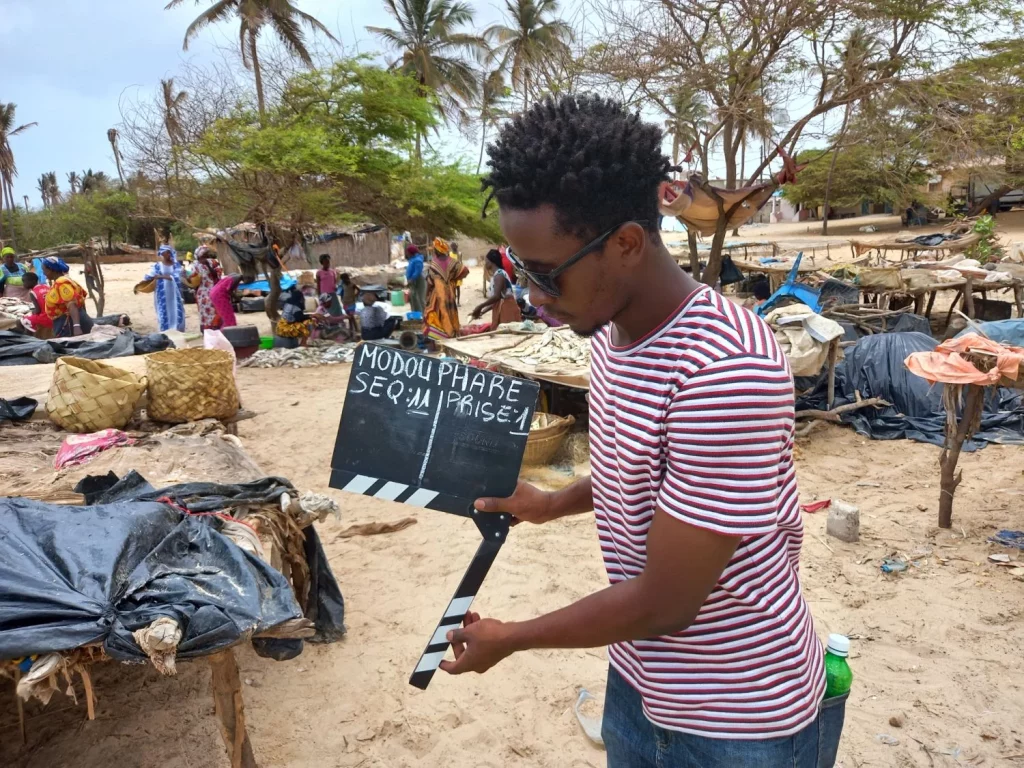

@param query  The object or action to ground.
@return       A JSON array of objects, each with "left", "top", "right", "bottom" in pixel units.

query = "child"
[
  {"left": 315, "top": 254, "right": 342, "bottom": 316},
  {"left": 339, "top": 272, "right": 359, "bottom": 335},
  {"left": 358, "top": 290, "right": 399, "bottom": 341},
  {"left": 20, "top": 271, "right": 53, "bottom": 336}
]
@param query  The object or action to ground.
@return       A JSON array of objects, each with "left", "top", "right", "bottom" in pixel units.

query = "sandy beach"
[{"left": 2, "top": 214, "right": 1023, "bottom": 767}]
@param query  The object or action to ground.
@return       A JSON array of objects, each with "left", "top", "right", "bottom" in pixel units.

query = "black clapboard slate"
[{"left": 329, "top": 343, "right": 539, "bottom": 689}]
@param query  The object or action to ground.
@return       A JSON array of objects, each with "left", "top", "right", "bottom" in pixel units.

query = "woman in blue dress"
[{"left": 144, "top": 245, "right": 186, "bottom": 332}]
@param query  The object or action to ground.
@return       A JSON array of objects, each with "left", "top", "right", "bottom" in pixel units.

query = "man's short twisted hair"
[{"left": 482, "top": 94, "right": 672, "bottom": 240}]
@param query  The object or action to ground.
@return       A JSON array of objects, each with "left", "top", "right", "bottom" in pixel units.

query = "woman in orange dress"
[
  {"left": 424, "top": 237, "right": 469, "bottom": 341},
  {"left": 41, "top": 257, "right": 93, "bottom": 337}
]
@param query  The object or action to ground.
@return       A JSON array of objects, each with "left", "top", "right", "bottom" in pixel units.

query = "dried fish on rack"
[
  {"left": 502, "top": 328, "right": 591, "bottom": 371},
  {"left": 239, "top": 344, "right": 357, "bottom": 369}
]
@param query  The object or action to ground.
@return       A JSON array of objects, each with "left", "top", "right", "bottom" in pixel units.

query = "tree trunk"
[
  {"left": 938, "top": 384, "right": 985, "bottom": 528},
  {"left": 112, "top": 146, "right": 126, "bottom": 187},
  {"left": 250, "top": 33, "right": 266, "bottom": 122},
  {"left": 3, "top": 182, "right": 15, "bottom": 249},
  {"left": 415, "top": 131, "right": 422, "bottom": 164},
  {"left": 731, "top": 131, "right": 746, "bottom": 237},
  {"left": 687, "top": 228, "right": 700, "bottom": 281},
  {"left": 701, "top": 212, "right": 730, "bottom": 287},
  {"left": 822, "top": 104, "right": 852, "bottom": 236},
  {"left": 477, "top": 122, "right": 487, "bottom": 175},
  {"left": 967, "top": 185, "right": 1011, "bottom": 217},
  {"left": 523, "top": 71, "right": 530, "bottom": 112},
  {"left": 722, "top": 118, "right": 737, "bottom": 189}
]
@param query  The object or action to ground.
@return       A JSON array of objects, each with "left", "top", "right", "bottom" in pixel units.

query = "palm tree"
[
  {"left": 37, "top": 175, "right": 50, "bottom": 209},
  {"left": 160, "top": 79, "right": 189, "bottom": 147},
  {"left": 80, "top": 169, "right": 108, "bottom": 194},
  {"left": 22, "top": 195, "right": 29, "bottom": 212},
  {"left": 67, "top": 171, "right": 80, "bottom": 196},
  {"left": 108, "top": 128, "right": 126, "bottom": 187},
  {"left": 166, "top": 0, "right": 337, "bottom": 121},
  {"left": 0, "top": 103, "right": 37, "bottom": 243},
  {"left": 477, "top": 69, "right": 510, "bottom": 173},
  {"left": 485, "top": 0, "right": 573, "bottom": 111},
  {"left": 368, "top": 0, "right": 485, "bottom": 160},
  {"left": 45, "top": 173, "right": 61, "bottom": 205}
]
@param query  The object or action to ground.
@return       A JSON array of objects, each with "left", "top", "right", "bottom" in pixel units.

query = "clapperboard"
[{"left": 330, "top": 343, "right": 539, "bottom": 689}]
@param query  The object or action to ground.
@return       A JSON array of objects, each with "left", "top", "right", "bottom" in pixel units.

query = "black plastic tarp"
[
  {"left": 0, "top": 497, "right": 302, "bottom": 661},
  {"left": 796, "top": 332, "right": 1024, "bottom": 450},
  {"left": 75, "top": 471, "right": 346, "bottom": 644},
  {"left": 0, "top": 329, "right": 172, "bottom": 366}
]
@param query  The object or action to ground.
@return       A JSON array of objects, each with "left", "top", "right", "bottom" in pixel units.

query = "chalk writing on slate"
[
  {"left": 329, "top": 344, "right": 541, "bottom": 690},
  {"left": 330, "top": 343, "right": 540, "bottom": 516}
]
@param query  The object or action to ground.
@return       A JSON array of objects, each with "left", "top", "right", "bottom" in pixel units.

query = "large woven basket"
[
  {"left": 146, "top": 348, "right": 239, "bottom": 424},
  {"left": 46, "top": 357, "right": 147, "bottom": 432},
  {"left": 523, "top": 413, "right": 575, "bottom": 466}
]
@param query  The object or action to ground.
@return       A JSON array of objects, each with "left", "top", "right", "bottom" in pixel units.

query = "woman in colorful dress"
[
  {"left": 193, "top": 246, "right": 222, "bottom": 331},
  {"left": 144, "top": 245, "right": 186, "bottom": 332},
  {"left": 424, "top": 237, "right": 469, "bottom": 341},
  {"left": 40, "top": 257, "right": 94, "bottom": 337}
]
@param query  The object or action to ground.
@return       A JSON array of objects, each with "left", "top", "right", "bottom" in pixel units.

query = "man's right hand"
[{"left": 474, "top": 481, "right": 556, "bottom": 525}]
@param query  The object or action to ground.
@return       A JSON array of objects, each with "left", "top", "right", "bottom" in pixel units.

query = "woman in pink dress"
[{"left": 208, "top": 274, "right": 243, "bottom": 330}]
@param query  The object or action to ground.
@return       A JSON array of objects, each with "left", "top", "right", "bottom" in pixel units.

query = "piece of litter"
[
  {"left": 856, "top": 481, "right": 882, "bottom": 488},
  {"left": 1009, "top": 567, "right": 1024, "bottom": 577},
  {"left": 881, "top": 556, "right": 909, "bottom": 574},
  {"left": 876, "top": 734, "right": 900, "bottom": 746},
  {"left": 801, "top": 500, "right": 831, "bottom": 514},
  {"left": 574, "top": 689, "right": 604, "bottom": 746},
  {"left": 988, "top": 553, "right": 1011, "bottom": 564},
  {"left": 989, "top": 530, "right": 1024, "bottom": 550}
]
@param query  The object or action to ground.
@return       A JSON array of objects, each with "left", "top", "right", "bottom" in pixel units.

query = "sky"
[
  {"left": 1, "top": 0, "right": 509, "bottom": 208},
  {"left": 1, "top": 0, "right": 821, "bottom": 210}
]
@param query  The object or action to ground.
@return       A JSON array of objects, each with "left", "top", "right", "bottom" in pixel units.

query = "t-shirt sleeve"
[{"left": 656, "top": 354, "right": 795, "bottom": 537}]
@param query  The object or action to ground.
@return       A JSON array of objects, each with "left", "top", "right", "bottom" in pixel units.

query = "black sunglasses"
[{"left": 506, "top": 220, "right": 649, "bottom": 297}]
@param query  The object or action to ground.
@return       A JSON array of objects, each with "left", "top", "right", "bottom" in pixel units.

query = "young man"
[
  {"left": 440, "top": 95, "right": 841, "bottom": 767},
  {"left": 358, "top": 290, "right": 399, "bottom": 341}
]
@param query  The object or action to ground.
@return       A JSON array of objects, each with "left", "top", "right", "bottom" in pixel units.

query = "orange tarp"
[{"left": 905, "top": 333, "right": 1024, "bottom": 385}]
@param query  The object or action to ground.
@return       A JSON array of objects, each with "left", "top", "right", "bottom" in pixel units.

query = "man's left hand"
[{"left": 439, "top": 612, "right": 516, "bottom": 676}]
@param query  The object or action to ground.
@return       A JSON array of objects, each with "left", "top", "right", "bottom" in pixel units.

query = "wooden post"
[
  {"left": 826, "top": 338, "right": 839, "bottom": 411},
  {"left": 1013, "top": 285, "right": 1023, "bottom": 319},
  {"left": 963, "top": 276, "right": 975, "bottom": 319},
  {"left": 924, "top": 290, "right": 937, "bottom": 320},
  {"left": 209, "top": 650, "right": 258, "bottom": 768},
  {"left": 937, "top": 384, "right": 985, "bottom": 529}
]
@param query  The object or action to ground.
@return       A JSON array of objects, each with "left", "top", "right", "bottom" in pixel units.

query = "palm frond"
[{"left": 181, "top": 0, "right": 239, "bottom": 49}]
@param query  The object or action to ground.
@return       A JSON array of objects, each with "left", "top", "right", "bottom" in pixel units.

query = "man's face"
[
  {"left": 499, "top": 205, "right": 633, "bottom": 337},
  {"left": 3, "top": 254, "right": 14, "bottom": 269}
]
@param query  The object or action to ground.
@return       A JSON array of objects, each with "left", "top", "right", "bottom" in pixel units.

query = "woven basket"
[
  {"left": 523, "top": 413, "right": 575, "bottom": 466},
  {"left": 46, "top": 357, "right": 147, "bottom": 432},
  {"left": 146, "top": 348, "right": 239, "bottom": 424}
]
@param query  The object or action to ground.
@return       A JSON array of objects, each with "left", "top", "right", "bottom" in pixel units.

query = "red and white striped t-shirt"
[{"left": 590, "top": 286, "right": 825, "bottom": 739}]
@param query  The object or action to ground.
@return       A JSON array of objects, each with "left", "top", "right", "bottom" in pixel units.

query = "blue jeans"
[{"left": 602, "top": 667, "right": 847, "bottom": 768}]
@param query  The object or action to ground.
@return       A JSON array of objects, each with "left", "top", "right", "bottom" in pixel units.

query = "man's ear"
[{"left": 614, "top": 222, "right": 648, "bottom": 267}]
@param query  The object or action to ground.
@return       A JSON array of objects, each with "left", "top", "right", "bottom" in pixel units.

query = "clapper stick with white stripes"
[
  {"left": 408, "top": 536, "right": 504, "bottom": 690},
  {"left": 331, "top": 468, "right": 512, "bottom": 689}
]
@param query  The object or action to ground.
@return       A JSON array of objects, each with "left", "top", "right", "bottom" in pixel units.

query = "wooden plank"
[{"left": 209, "top": 650, "right": 258, "bottom": 768}]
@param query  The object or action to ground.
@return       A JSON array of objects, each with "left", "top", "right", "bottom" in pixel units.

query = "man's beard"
[{"left": 570, "top": 320, "right": 607, "bottom": 339}]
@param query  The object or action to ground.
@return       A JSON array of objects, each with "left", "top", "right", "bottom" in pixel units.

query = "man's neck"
[{"left": 610, "top": 245, "right": 702, "bottom": 347}]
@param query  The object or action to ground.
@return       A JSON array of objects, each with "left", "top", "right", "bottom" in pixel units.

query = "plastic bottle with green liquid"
[{"left": 824, "top": 634, "right": 853, "bottom": 698}]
